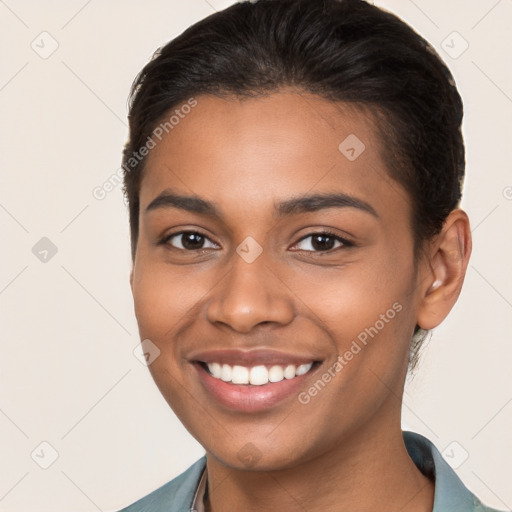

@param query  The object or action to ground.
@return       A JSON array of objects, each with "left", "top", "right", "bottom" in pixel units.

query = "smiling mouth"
[
  {"left": 199, "top": 361, "right": 318, "bottom": 385},
  {"left": 193, "top": 354, "right": 323, "bottom": 412}
]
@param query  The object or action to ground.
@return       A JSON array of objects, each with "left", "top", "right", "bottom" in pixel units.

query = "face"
[{"left": 130, "top": 91, "right": 424, "bottom": 471}]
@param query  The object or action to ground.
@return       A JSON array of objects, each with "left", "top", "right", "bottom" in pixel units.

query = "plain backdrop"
[{"left": 0, "top": 1, "right": 511, "bottom": 511}]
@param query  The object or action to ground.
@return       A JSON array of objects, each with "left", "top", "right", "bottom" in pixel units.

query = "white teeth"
[
  {"left": 221, "top": 364, "right": 232, "bottom": 382},
  {"left": 268, "top": 365, "right": 284, "bottom": 382},
  {"left": 206, "top": 361, "right": 314, "bottom": 385},
  {"left": 284, "top": 364, "right": 296, "bottom": 379},
  {"left": 296, "top": 362, "right": 313, "bottom": 376},
  {"left": 208, "top": 362, "right": 222, "bottom": 379},
  {"left": 231, "top": 365, "right": 249, "bottom": 384},
  {"left": 249, "top": 365, "right": 268, "bottom": 386}
]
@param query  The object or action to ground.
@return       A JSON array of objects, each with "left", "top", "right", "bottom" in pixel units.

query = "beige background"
[{"left": 0, "top": 0, "right": 511, "bottom": 510}]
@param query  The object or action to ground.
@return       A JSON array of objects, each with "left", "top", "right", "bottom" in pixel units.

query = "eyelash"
[
  {"left": 292, "top": 230, "right": 354, "bottom": 252},
  {"left": 159, "top": 229, "right": 354, "bottom": 254}
]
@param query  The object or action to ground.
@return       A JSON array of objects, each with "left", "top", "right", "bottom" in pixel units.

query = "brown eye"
[
  {"left": 164, "top": 231, "right": 218, "bottom": 251},
  {"left": 293, "top": 232, "right": 350, "bottom": 252}
]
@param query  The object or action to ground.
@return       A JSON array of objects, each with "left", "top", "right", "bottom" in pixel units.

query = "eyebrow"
[{"left": 145, "top": 189, "right": 378, "bottom": 219}]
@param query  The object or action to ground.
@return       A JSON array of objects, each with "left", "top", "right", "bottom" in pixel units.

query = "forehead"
[{"left": 139, "top": 91, "right": 410, "bottom": 222}]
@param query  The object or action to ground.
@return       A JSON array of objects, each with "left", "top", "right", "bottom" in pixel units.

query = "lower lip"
[{"left": 194, "top": 363, "right": 316, "bottom": 413}]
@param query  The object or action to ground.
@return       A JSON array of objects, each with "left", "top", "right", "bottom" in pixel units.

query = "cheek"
[
  {"left": 131, "top": 258, "right": 203, "bottom": 412},
  {"left": 295, "top": 273, "right": 414, "bottom": 433},
  {"left": 132, "top": 254, "right": 205, "bottom": 340},
  {"left": 307, "top": 248, "right": 416, "bottom": 377},
  {"left": 300, "top": 251, "right": 412, "bottom": 332}
]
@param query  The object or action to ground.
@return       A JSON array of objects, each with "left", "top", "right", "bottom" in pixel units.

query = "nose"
[{"left": 206, "top": 251, "right": 294, "bottom": 334}]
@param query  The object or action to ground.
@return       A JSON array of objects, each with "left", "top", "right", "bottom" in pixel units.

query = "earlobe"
[{"left": 416, "top": 209, "right": 472, "bottom": 330}]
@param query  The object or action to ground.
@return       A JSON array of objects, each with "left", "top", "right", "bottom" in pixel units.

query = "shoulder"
[
  {"left": 472, "top": 495, "right": 507, "bottom": 512},
  {"left": 116, "top": 456, "right": 206, "bottom": 512},
  {"left": 403, "top": 431, "right": 506, "bottom": 512}
]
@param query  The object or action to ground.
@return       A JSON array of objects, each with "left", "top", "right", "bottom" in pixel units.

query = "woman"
[{"left": 118, "top": 0, "right": 503, "bottom": 510}]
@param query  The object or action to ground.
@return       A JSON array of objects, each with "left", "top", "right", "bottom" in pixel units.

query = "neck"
[{"left": 204, "top": 415, "right": 434, "bottom": 512}]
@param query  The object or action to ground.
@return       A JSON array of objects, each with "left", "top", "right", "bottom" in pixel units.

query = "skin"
[{"left": 129, "top": 90, "right": 471, "bottom": 512}]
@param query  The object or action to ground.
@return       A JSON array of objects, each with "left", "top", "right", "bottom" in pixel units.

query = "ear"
[
  {"left": 129, "top": 268, "right": 134, "bottom": 293},
  {"left": 416, "top": 209, "right": 472, "bottom": 330}
]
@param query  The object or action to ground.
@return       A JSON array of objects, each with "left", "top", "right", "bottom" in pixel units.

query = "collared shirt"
[
  {"left": 118, "top": 431, "right": 504, "bottom": 512},
  {"left": 190, "top": 467, "right": 207, "bottom": 512}
]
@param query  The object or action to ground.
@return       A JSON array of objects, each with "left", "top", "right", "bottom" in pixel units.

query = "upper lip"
[{"left": 189, "top": 349, "right": 321, "bottom": 366}]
